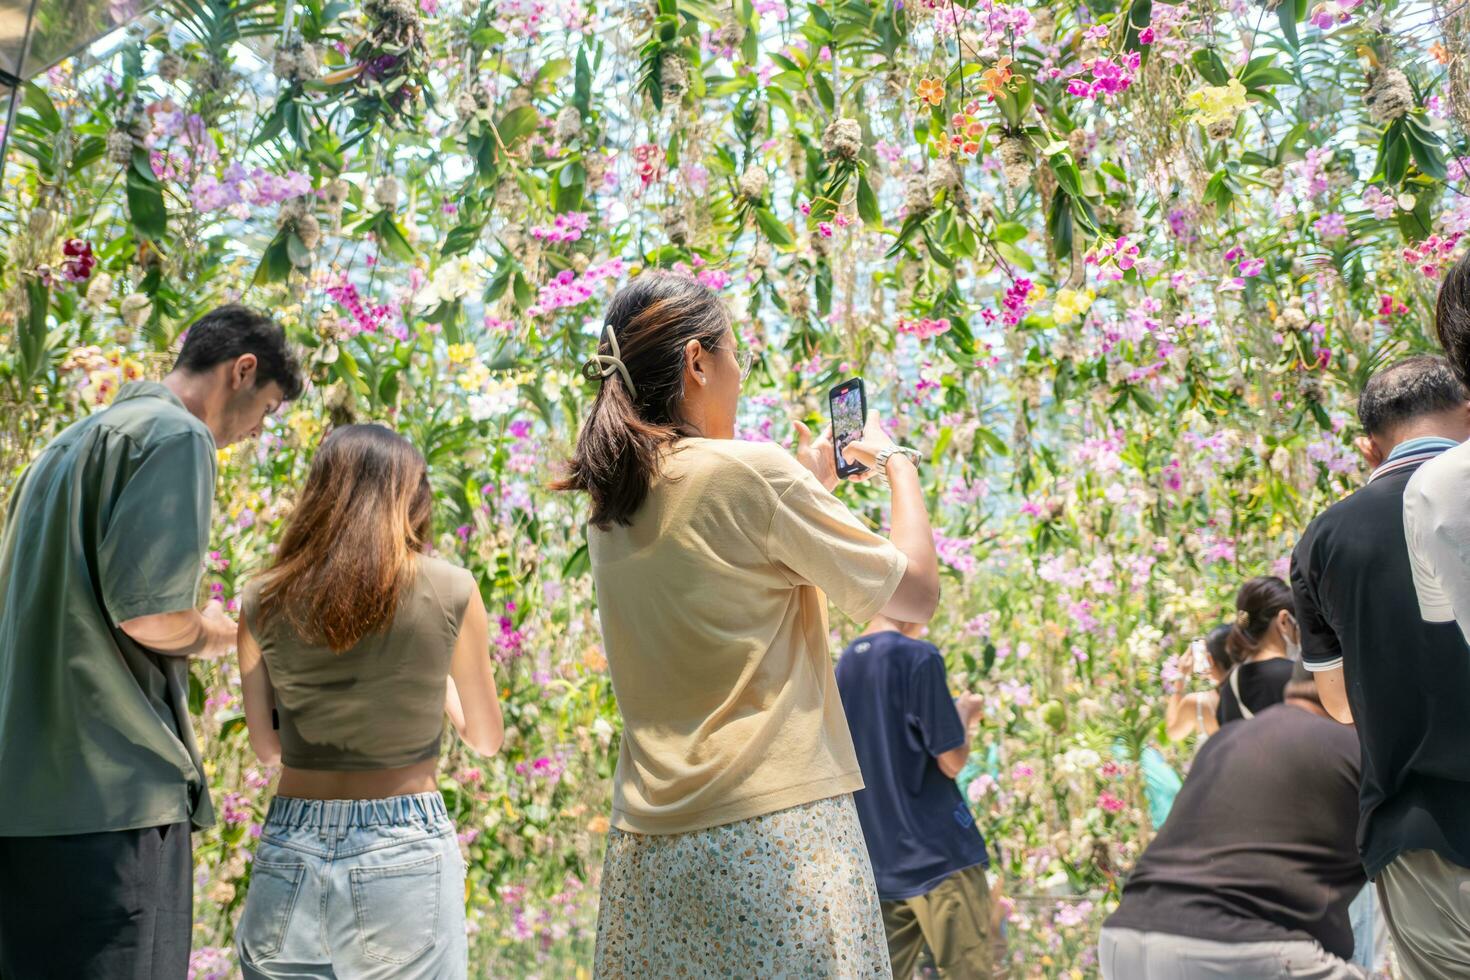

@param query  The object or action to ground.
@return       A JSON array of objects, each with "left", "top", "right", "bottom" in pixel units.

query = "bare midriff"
[{"left": 275, "top": 757, "right": 439, "bottom": 800}]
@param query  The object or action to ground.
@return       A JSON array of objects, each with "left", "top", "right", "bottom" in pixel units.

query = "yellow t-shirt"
[{"left": 589, "top": 437, "right": 908, "bottom": 834}]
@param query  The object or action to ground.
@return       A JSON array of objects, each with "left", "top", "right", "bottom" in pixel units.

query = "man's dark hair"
[
  {"left": 1356, "top": 355, "right": 1467, "bottom": 437},
  {"left": 173, "top": 305, "right": 304, "bottom": 401},
  {"left": 1436, "top": 251, "right": 1470, "bottom": 390}
]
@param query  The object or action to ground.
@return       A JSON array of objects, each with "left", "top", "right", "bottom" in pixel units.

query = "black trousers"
[{"left": 0, "top": 822, "right": 191, "bottom": 980}]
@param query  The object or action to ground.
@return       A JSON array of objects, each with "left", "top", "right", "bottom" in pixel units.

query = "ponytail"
[
  {"left": 1225, "top": 575, "right": 1294, "bottom": 665},
  {"left": 553, "top": 272, "right": 730, "bottom": 528}
]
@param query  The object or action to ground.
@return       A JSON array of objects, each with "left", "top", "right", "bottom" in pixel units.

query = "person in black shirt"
[
  {"left": 1291, "top": 355, "right": 1470, "bottom": 977},
  {"left": 1216, "top": 576, "right": 1299, "bottom": 726},
  {"left": 1100, "top": 664, "right": 1366, "bottom": 978}
]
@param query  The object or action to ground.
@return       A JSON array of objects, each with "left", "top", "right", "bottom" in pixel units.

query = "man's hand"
[
  {"left": 957, "top": 692, "right": 984, "bottom": 733},
  {"left": 200, "top": 600, "right": 238, "bottom": 659},
  {"left": 794, "top": 420, "right": 839, "bottom": 492}
]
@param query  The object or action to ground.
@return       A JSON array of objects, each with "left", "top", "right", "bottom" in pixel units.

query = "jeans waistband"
[{"left": 265, "top": 792, "right": 449, "bottom": 834}]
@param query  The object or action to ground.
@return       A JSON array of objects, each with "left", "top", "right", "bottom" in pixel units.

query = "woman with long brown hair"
[
  {"left": 556, "top": 271, "right": 942, "bottom": 975},
  {"left": 234, "top": 424, "right": 502, "bottom": 979}
]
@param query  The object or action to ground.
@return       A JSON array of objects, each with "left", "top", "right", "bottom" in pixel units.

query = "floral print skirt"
[{"left": 594, "top": 793, "right": 892, "bottom": 979}]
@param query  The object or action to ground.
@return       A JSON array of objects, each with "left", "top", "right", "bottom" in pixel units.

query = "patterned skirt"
[{"left": 594, "top": 794, "right": 892, "bottom": 979}]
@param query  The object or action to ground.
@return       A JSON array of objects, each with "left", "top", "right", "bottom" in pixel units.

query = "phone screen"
[{"left": 829, "top": 379, "right": 867, "bottom": 477}]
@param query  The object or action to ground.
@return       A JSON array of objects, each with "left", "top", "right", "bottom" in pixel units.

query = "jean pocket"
[
  {"left": 239, "top": 859, "right": 306, "bottom": 962},
  {"left": 350, "top": 852, "right": 442, "bottom": 965}
]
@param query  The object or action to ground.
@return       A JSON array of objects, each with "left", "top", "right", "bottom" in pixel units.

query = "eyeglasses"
[{"left": 717, "top": 345, "right": 755, "bottom": 381}]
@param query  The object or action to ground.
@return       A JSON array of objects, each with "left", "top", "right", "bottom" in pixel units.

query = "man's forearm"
[{"left": 121, "top": 609, "right": 233, "bottom": 658}]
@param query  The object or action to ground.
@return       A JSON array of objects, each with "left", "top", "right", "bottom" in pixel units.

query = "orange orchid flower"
[
  {"left": 980, "top": 57, "right": 1014, "bottom": 99},
  {"left": 917, "top": 76, "right": 946, "bottom": 107}
]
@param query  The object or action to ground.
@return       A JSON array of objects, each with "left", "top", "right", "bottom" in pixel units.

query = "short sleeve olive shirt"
[{"left": 0, "top": 381, "right": 217, "bottom": 835}]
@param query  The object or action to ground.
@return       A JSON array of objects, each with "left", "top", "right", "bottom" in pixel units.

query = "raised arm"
[{"left": 795, "top": 411, "right": 940, "bottom": 623}]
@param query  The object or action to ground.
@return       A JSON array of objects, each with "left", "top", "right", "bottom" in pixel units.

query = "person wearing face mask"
[{"left": 1216, "top": 576, "right": 1300, "bottom": 726}]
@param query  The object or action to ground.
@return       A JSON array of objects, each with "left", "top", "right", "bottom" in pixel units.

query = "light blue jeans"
[{"left": 237, "top": 793, "right": 466, "bottom": 979}]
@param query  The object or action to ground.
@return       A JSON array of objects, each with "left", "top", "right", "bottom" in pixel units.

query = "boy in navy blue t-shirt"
[{"left": 836, "top": 615, "right": 992, "bottom": 979}]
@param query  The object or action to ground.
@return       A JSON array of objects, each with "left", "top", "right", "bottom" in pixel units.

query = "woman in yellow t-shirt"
[{"left": 555, "top": 271, "right": 942, "bottom": 976}]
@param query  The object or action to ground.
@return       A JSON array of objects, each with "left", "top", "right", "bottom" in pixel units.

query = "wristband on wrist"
[{"left": 873, "top": 446, "right": 921, "bottom": 486}]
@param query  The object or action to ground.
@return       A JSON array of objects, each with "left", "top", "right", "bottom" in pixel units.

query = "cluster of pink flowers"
[
  {"left": 494, "top": 602, "right": 526, "bottom": 661},
  {"left": 59, "top": 238, "right": 97, "bottom": 283},
  {"left": 1086, "top": 234, "right": 1140, "bottom": 280},
  {"left": 669, "top": 258, "right": 732, "bottom": 291},
  {"left": 513, "top": 754, "right": 566, "bottom": 783},
  {"left": 529, "top": 210, "right": 590, "bottom": 243},
  {"left": 1097, "top": 791, "right": 1127, "bottom": 813},
  {"left": 326, "top": 278, "right": 395, "bottom": 336},
  {"left": 1313, "top": 211, "right": 1349, "bottom": 240},
  {"left": 815, "top": 213, "right": 855, "bottom": 238},
  {"left": 483, "top": 314, "right": 516, "bottom": 332},
  {"left": 187, "top": 947, "right": 234, "bottom": 980},
  {"left": 897, "top": 316, "right": 952, "bottom": 340},
  {"left": 1363, "top": 184, "right": 1397, "bottom": 220},
  {"left": 933, "top": 532, "right": 978, "bottom": 576},
  {"left": 1309, "top": 0, "right": 1362, "bottom": 29},
  {"left": 1000, "top": 277, "right": 1035, "bottom": 326},
  {"left": 219, "top": 792, "right": 251, "bottom": 826},
  {"left": 632, "top": 143, "right": 664, "bottom": 188},
  {"left": 192, "top": 164, "right": 312, "bottom": 215},
  {"left": 1377, "top": 293, "right": 1408, "bottom": 318},
  {"left": 1064, "top": 52, "right": 1140, "bottom": 104},
  {"left": 1403, "top": 233, "right": 1464, "bottom": 277},
  {"left": 526, "top": 258, "right": 624, "bottom": 317},
  {"left": 1054, "top": 899, "right": 1096, "bottom": 928}
]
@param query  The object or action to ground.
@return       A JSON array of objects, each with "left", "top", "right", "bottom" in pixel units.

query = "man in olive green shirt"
[{"left": 0, "top": 305, "right": 302, "bottom": 979}]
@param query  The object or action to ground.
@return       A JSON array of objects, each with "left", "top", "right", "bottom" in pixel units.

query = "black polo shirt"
[{"left": 1290, "top": 440, "right": 1470, "bottom": 879}]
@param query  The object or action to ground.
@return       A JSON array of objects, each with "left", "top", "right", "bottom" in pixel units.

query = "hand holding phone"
[{"left": 829, "top": 378, "right": 869, "bottom": 479}]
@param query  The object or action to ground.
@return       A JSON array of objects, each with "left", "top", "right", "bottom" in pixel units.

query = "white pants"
[{"left": 1098, "top": 927, "right": 1367, "bottom": 979}]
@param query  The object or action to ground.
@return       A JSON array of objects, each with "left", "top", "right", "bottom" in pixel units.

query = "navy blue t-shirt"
[{"left": 835, "top": 631, "right": 989, "bottom": 901}]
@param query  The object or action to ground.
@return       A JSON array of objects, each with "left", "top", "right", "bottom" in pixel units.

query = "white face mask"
[{"left": 1284, "top": 613, "right": 1302, "bottom": 661}]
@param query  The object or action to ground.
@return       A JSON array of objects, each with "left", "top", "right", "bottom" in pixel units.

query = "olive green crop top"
[{"left": 241, "top": 555, "right": 475, "bottom": 771}]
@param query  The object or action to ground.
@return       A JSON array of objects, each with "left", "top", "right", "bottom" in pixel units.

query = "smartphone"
[
  {"left": 1189, "top": 639, "right": 1209, "bottom": 675},
  {"left": 829, "top": 378, "right": 868, "bottom": 479}
]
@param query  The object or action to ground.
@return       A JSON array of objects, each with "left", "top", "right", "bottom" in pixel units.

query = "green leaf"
[
  {"left": 1277, "top": 0, "right": 1300, "bottom": 48},
  {"left": 125, "top": 166, "right": 168, "bottom": 240},
  {"left": 19, "top": 278, "right": 50, "bottom": 386},
  {"left": 286, "top": 232, "right": 313, "bottom": 269},
  {"left": 574, "top": 48, "right": 592, "bottom": 114},
  {"left": 754, "top": 207, "right": 795, "bottom": 246},
  {"left": 512, "top": 271, "right": 535, "bottom": 310},
  {"left": 496, "top": 106, "right": 542, "bottom": 147},
  {"left": 252, "top": 233, "right": 293, "bottom": 285},
  {"left": 374, "top": 213, "right": 416, "bottom": 261},
  {"left": 856, "top": 173, "right": 881, "bottom": 228},
  {"left": 1047, "top": 193, "right": 1074, "bottom": 259},
  {"left": 1190, "top": 49, "right": 1229, "bottom": 86},
  {"left": 1049, "top": 154, "right": 1084, "bottom": 197},
  {"left": 1404, "top": 126, "right": 1447, "bottom": 181},
  {"left": 442, "top": 223, "right": 484, "bottom": 256},
  {"left": 562, "top": 542, "right": 591, "bottom": 579},
  {"left": 21, "top": 82, "right": 61, "bottom": 132},
  {"left": 1379, "top": 122, "right": 1409, "bottom": 186}
]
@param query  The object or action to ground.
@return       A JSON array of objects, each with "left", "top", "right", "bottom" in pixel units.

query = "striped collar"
[{"left": 1368, "top": 437, "right": 1459, "bottom": 484}]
